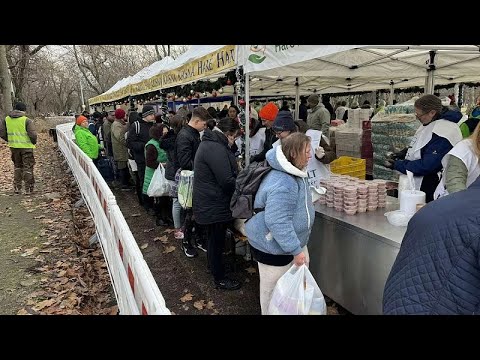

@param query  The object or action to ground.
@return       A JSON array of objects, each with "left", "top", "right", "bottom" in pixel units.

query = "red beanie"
[
  {"left": 259, "top": 102, "right": 279, "bottom": 121},
  {"left": 76, "top": 115, "right": 88, "bottom": 126},
  {"left": 115, "top": 108, "right": 126, "bottom": 119}
]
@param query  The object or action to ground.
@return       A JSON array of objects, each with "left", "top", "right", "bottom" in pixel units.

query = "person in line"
[
  {"left": 245, "top": 133, "right": 315, "bottom": 314},
  {"left": 250, "top": 102, "right": 279, "bottom": 163},
  {"left": 434, "top": 122, "right": 480, "bottom": 198},
  {"left": 143, "top": 123, "right": 172, "bottom": 226},
  {"left": 383, "top": 175, "right": 480, "bottom": 315},
  {"left": 175, "top": 107, "right": 211, "bottom": 258},
  {"left": 111, "top": 109, "right": 130, "bottom": 190},
  {"left": 228, "top": 105, "right": 240, "bottom": 122},
  {"left": 306, "top": 94, "right": 331, "bottom": 134},
  {"left": 0, "top": 102, "right": 37, "bottom": 194},
  {"left": 127, "top": 105, "right": 156, "bottom": 210},
  {"left": 74, "top": 115, "right": 102, "bottom": 165},
  {"left": 160, "top": 114, "right": 187, "bottom": 240},
  {"left": 193, "top": 117, "right": 241, "bottom": 291},
  {"left": 384, "top": 94, "right": 463, "bottom": 202}
]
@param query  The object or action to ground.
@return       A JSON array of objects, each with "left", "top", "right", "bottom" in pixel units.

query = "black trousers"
[{"left": 205, "top": 221, "right": 230, "bottom": 281}]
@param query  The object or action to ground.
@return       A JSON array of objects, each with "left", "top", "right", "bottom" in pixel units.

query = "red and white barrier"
[{"left": 55, "top": 123, "right": 170, "bottom": 315}]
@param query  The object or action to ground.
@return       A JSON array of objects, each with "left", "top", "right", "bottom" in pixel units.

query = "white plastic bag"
[
  {"left": 147, "top": 163, "right": 171, "bottom": 197},
  {"left": 177, "top": 170, "right": 194, "bottom": 209},
  {"left": 267, "top": 264, "right": 327, "bottom": 315}
]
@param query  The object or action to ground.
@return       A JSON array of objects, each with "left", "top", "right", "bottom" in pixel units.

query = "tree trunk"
[{"left": 0, "top": 45, "right": 13, "bottom": 112}]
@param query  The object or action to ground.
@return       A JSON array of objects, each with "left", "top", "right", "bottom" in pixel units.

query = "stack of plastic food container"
[
  {"left": 367, "top": 182, "right": 378, "bottom": 211},
  {"left": 318, "top": 179, "right": 328, "bottom": 205},
  {"left": 343, "top": 185, "right": 358, "bottom": 215},
  {"left": 373, "top": 179, "right": 387, "bottom": 208},
  {"left": 325, "top": 180, "right": 335, "bottom": 208},
  {"left": 356, "top": 183, "right": 368, "bottom": 212},
  {"left": 333, "top": 183, "right": 344, "bottom": 211}
]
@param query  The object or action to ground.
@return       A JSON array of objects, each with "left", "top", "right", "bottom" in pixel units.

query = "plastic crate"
[{"left": 330, "top": 156, "right": 366, "bottom": 180}]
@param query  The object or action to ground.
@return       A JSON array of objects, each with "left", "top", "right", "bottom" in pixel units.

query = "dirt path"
[
  {"left": 114, "top": 186, "right": 348, "bottom": 315},
  {"left": 0, "top": 133, "right": 116, "bottom": 315}
]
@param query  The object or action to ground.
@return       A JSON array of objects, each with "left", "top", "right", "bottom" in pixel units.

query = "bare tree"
[
  {"left": 6, "top": 45, "right": 47, "bottom": 103},
  {"left": 0, "top": 45, "right": 12, "bottom": 113}
]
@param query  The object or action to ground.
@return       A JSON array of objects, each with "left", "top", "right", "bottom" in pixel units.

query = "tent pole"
[
  {"left": 389, "top": 81, "right": 394, "bottom": 105},
  {"left": 294, "top": 77, "right": 300, "bottom": 120},
  {"left": 425, "top": 50, "right": 436, "bottom": 95},
  {"left": 245, "top": 74, "right": 250, "bottom": 167}
]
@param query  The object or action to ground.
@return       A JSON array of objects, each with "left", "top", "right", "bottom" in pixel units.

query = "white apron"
[
  {"left": 405, "top": 119, "right": 462, "bottom": 191},
  {"left": 305, "top": 129, "right": 330, "bottom": 187},
  {"left": 236, "top": 127, "right": 266, "bottom": 157},
  {"left": 434, "top": 138, "right": 480, "bottom": 199}
]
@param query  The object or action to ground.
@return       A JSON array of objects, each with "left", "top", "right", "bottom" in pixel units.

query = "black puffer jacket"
[
  {"left": 174, "top": 124, "right": 201, "bottom": 171},
  {"left": 126, "top": 119, "right": 153, "bottom": 165},
  {"left": 159, "top": 129, "right": 177, "bottom": 181},
  {"left": 193, "top": 129, "right": 238, "bottom": 225}
]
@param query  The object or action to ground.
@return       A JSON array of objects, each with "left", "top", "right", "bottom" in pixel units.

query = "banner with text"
[{"left": 89, "top": 45, "right": 236, "bottom": 105}]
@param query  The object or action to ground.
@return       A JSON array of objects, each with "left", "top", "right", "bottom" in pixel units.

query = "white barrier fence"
[{"left": 55, "top": 122, "right": 170, "bottom": 315}]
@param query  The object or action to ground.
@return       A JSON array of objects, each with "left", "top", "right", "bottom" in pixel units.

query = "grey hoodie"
[{"left": 0, "top": 110, "right": 37, "bottom": 145}]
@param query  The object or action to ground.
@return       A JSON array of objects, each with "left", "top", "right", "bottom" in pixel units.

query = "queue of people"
[{"left": 63, "top": 92, "right": 480, "bottom": 314}]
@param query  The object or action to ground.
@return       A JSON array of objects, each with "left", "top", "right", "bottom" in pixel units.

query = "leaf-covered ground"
[{"left": 0, "top": 132, "right": 116, "bottom": 315}]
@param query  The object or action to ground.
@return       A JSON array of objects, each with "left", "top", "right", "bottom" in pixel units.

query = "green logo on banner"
[{"left": 248, "top": 45, "right": 267, "bottom": 64}]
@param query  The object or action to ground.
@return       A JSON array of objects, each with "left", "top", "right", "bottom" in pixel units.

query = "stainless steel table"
[{"left": 308, "top": 197, "right": 406, "bottom": 315}]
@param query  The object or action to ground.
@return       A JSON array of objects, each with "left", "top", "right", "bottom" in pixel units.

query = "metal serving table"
[{"left": 308, "top": 197, "right": 406, "bottom": 315}]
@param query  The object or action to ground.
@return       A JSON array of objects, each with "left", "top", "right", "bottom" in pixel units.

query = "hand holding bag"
[
  {"left": 267, "top": 264, "right": 327, "bottom": 315},
  {"left": 147, "top": 163, "right": 171, "bottom": 197}
]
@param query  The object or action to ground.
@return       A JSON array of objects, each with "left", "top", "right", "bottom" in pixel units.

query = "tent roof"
[{"left": 238, "top": 45, "right": 480, "bottom": 95}]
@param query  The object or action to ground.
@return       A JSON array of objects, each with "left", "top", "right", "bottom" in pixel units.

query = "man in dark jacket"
[
  {"left": 193, "top": 117, "right": 241, "bottom": 290},
  {"left": 126, "top": 105, "right": 155, "bottom": 209},
  {"left": 298, "top": 96, "right": 308, "bottom": 121},
  {"left": 383, "top": 176, "right": 480, "bottom": 315},
  {"left": 175, "top": 107, "right": 211, "bottom": 258}
]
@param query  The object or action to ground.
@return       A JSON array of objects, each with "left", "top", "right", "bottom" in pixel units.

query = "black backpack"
[{"left": 230, "top": 160, "right": 272, "bottom": 219}]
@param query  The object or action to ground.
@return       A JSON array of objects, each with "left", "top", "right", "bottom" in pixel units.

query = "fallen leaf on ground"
[
  {"left": 27, "top": 209, "right": 35, "bottom": 213},
  {"left": 154, "top": 235, "right": 168, "bottom": 243},
  {"left": 143, "top": 228, "right": 154, "bottom": 233},
  {"left": 21, "top": 247, "right": 38, "bottom": 257},
  {"left": 140, "top": 243, "right": 149, "bottom": 250},
  {"left": 193, "top": 300, "right": 206, "bottom": 310},
  {"left": 245, "top": 266, "right": 257, "bottom": 274},
  {"left": 163, "top": 245, "right": 175, "bottom": 254},
  {"left": 206, "top": 301, "right": 215, "bottom": 309},
  {"left": 33, "top": 298, "right": 56, "bottom": 311},
  {"left": 33, "top": 215, "right": 45, "bottom": 219},
  {"left": 131, "top": 213, "right": 141, "bottom": 217},
  {"left": 108, "top": 305, "right": 118, "bottom": 315},
  {"left": 180, "top": 293, "right": 193, "bottom": 302},
  {"left": 163, "top": 228, "right": 175, "bottom": 234},
  {"left": 17, "top": 309, "right": 30, "bottom": 315}
]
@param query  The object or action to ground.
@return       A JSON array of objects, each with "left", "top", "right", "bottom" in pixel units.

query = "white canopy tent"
[{"left": 236, "top": 45, "right": 480, "bottom": 164}]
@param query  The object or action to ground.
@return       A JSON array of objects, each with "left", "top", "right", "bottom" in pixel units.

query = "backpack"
[{"left": 230, "top": 160, "right": 272, "bottom": 219}]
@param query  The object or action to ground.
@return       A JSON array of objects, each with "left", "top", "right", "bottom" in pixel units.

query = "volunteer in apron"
[
  {"left": 384, "top": 94, "right": 463, "bottom": 202},
  {"left": 434, "top": 122, "right": 480, "bottom": 199}
]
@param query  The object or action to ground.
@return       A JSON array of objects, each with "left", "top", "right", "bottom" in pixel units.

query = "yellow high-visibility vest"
[{"left": 5, "top": 116, "right": 35, "bottom": 148}]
